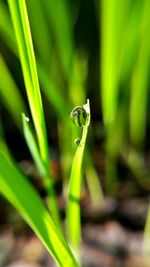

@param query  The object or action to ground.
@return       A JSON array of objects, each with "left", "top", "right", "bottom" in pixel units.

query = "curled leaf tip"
[
  {"left": 25, "top": 116, "right": 30, "bottom": 122},
  {"left": 22, "top": 113, "right": 30, "bottom": 122},
  {"left": 70, "top": 99, "right": 90, "bottom": 128}
]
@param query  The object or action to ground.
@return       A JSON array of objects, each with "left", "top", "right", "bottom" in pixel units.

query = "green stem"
[{"left": 66, "top": 100, "right": 90, "bottom": 262}]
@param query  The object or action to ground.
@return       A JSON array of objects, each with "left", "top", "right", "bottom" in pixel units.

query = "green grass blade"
[
  {"left": 130, "top": 0, "right": 150, "bottom": 148},
  {"left": 22, "top": 113, "right": 46, "bottom": 177},
  {"left": 0, "top": 152, "right": 79, "bottom": 267},
  {"left": 7, "top": 0, "right": 60, "bottom": 224},
  {"left": 0, "top": 55, "right": 26, "bottom": 130},
  {"left": 66, "top": 100, "right": 90, "bottom": 260},
  {"left": 22, "top": 112, "right": 61, "bottom": 223},
  {"left": 101, "top": 0, "right": 118, "bottom": 126},
  {"left": 7, "top": 0, "right": 49, "bottom": 171}
]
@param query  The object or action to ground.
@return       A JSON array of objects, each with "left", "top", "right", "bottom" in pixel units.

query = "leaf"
[
  {"left": 0, "top": 152, "right": 79, "bottom": 267},
  {"left": 7, "top": 0, "right": 60, "bottom": 224},
  {"left": 66, "top": 100, "right": 90, "bottom": 260},
  {"left": 22, "top": 113, "right": 46, "bottom": 177}
]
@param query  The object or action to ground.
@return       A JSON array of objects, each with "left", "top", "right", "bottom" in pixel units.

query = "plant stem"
[{"left": 66, "top": 100, "right": 90, "bottom": 262}]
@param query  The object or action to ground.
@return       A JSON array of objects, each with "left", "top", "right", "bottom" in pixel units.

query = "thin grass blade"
[
  {"left": 66, "top": 100, "right": 90, "bottom": 261},
  {"left": 22, "top": 113, "right": 46, "bottom": 177},
  {"left": 7, "top": 0, "right": 60, "bottom": 224},
  {"left": 130, "top": 0, "right": 150, "bottom": 148}
]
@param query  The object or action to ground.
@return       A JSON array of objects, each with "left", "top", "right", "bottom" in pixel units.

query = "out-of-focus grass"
[
  {"left": 0, "top": 55, "right": 26, "bottom": 130},
  {"left": 42, "top": 0, "right": 74, "bottom": 81},
  {"left": 100, "top": 0, "right": 150, "bottom": 190},
  {"left": 100, "top": 0, "right": 150, "bottom": 255},
  {"left": 130, "top": 0, "right": 150, "bottom": 148},
  {"left": 26, "top": 0, "right": 52, "bottom": 70}
]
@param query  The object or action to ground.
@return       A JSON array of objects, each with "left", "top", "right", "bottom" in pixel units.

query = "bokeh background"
[{"left": 1, "top": 0, "right": 150, "bottom": 266}]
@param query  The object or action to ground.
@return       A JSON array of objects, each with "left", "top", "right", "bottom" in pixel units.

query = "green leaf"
[
  {"left": 7, "top": 0, "right": 49, "bottom": 173},
  {"left": 7, "top": 0, "right": 60, "bottom": 224},
  {"left": 22, "top": 113, "right": 46, "bottom": 177},
  {"left": 0, "top": 152, "right": 79, "bottom": 267},
  {"left": 66, "top": 100, "right": 90, "bottom": 261},
  {"left": 130, "top": 0, "right": 150, "bottom": 148}
]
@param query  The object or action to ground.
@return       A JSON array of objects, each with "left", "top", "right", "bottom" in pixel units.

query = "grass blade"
[
  {"left": 66, "top": 100, "right": 90, "bottom": 260},
  {"left": 22, "top": 113, "right": 46, "bottom": 177},
  {"left": 7, "top": 0, "right": 49, "bottom": 170},
  {"left": 0, "top": 152, "right": 79, "bottom": 267},
  {"left": 130, "top": 0, "right": 150, "bottom": 148},
  {"left": 7, "top": 0, "right": 60, "bottom": 224}
]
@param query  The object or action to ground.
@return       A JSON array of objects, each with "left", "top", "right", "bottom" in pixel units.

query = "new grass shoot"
[{"left": 66, "top": 100, "right": 90, "bottom": 262}]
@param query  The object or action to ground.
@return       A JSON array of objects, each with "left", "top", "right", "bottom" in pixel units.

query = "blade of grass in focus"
[
  {"left": 69, "top": 51, "right": 103, "bottom": 205},
  {"left": 0, "top": 55, "right": 26, "bottom": 130},
  {"left": 7, "top": 0, "right": 60, "bottom": 225},
  {"left": 0, "top": 152, "right": 79, "bottom": 267},
  {"left": 66, "top": 100, "right": 90, "bottom": 261}
]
